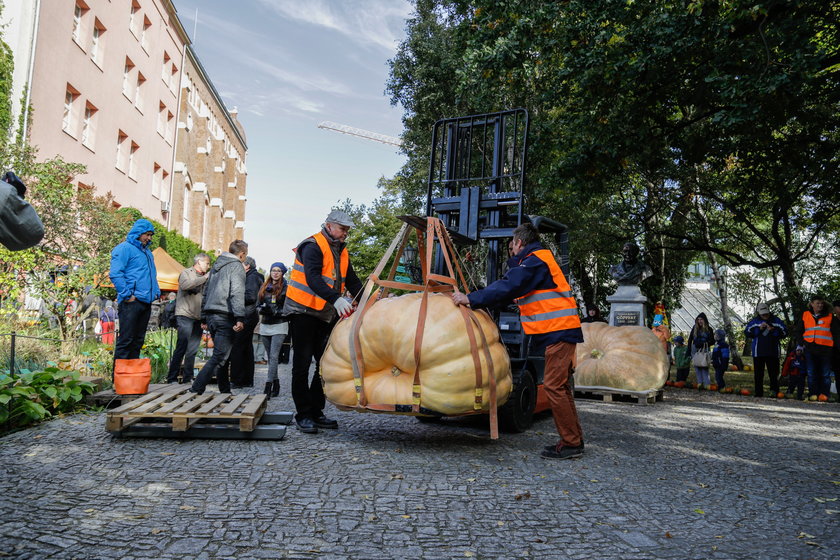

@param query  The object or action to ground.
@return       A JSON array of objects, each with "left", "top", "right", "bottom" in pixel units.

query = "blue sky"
[{"left": 172, "top": 0, "right": 411, "bottom": 270}]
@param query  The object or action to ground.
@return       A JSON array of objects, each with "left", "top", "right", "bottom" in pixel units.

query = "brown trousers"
[{"left": 544, "top": 341, "right": 583, "bottom": 447}]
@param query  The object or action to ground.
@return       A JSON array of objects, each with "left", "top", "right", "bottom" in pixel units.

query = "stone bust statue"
[{"left": 609, "top": 242, "right": 653, "bottom": 286}]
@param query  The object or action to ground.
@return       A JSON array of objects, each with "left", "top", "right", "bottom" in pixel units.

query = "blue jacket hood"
[{"left": 127, "top": 219, "right": 155, "bottom": 247}]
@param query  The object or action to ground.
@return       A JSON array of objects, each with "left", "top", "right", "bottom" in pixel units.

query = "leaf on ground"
[
  {"left": 665, "top": 532, "right": 672, "bottom": 538},
  {"left": 464, "top": 552, "right": 474, "bottom": 558},
  {"left": 826, "top": 509, "right": 839, "bottom": 515},
  {"left": 390, "top": 473, "right": 404, "bottom": 480},
  {"left": 179, "top": 505, "right": 196, "bottom": 511},
  {"left": 401, "top": 514, "right": 411, "bottom": 519},
  {"left": 694, "top": 509, "right": 705, "bottom": 514},
  {"left": 814, "top": 497, "right": 838, "bottom": 503},
  {"left": 83, "top": 509, "right": 95, "bottom": 513},
  {"left": 514, "top": 491, "right": 531, "bottom": 500},
  {"left": 797, "top": 532, "right": 815, "bottom": 539},
  {"left": 698, "top": 483, "right": 709, "bottom": 488},
  {"left": 467, "top": 477, "right": 476, "bottom": 482},
  {"left": 151, "top": 528, "right": 163, "bottom": 535},
  {"left": 805, "top": 541, "right": 822, "bottom": 547},
  {"left": 160, "top": 452, "right": 174, "bottom": 456},
  {"left": 497, "top": 521, "right": 505, "bottom": 526}
]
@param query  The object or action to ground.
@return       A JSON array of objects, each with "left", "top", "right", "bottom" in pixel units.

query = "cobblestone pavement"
[{"left": 1, "top": 363, "right": 838, "bottom": 560}]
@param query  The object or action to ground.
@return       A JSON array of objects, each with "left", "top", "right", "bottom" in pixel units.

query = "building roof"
[{"left": 670, "top": 284, "right": 745, "bottom": 336}]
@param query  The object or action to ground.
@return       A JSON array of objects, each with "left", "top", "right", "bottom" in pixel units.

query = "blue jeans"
[
  {"left": 191, "top": 314, "right": 235, "bottom": 394},
  {"left": 166, "top": 316, "right": 202, "bottom": 382},
  {"left": 714, "top": 364, "right": 727, "bottom": 389},
  {"left": 114, "top": 300, "right": 151, "bottom": 360},
  {"left": 805, "top": 351, "right": 833, "bottom": 396}
]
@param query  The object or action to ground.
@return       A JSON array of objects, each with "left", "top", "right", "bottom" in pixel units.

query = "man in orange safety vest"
[{"left": 452, "top": 222, "right": 585, "bottom": 459}]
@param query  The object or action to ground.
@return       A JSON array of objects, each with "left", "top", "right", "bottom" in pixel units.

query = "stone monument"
[{"left": 607, "top": 242, "right": 652, "bottom": 327}]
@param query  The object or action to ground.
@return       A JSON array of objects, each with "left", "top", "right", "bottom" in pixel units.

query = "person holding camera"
[
  {"left": 745, "top": 302, "right": 787, "bottom": 397},
  {"left": 259, "top": 262, "right": 289, "bottom": 399}
]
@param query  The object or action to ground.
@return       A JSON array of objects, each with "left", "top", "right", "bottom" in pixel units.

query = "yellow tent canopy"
[{"left": 153, "top": 247, "right": 186, "bottom": 292}]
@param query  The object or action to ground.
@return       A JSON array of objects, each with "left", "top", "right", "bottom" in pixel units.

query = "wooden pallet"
[
  {"left": 574, "top": 385, "right": 664, "bottom": 405},
  {"left": 87, "top": 383, "right": 175, "bottom": 408},
  {"left": 106, "top": 386, "right": 268, "bottom": 433}
]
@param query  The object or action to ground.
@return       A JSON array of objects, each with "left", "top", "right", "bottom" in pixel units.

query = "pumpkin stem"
[
  {"left": 391, "top": 366, "right": 402, "bottom": 377},
  {"left": 590, "top": 349, "right": 604, "bottom": 359}
]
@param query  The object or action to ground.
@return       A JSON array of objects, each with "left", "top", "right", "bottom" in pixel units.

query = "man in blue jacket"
[
  {"left": 744, "top": 302, "right": 787, "bottom": 397},
  {"left": 109, "top": 218, "right": 160, "bottom": 360},
  {"left": 452, "top": 223, "right": 585, "bottom": 459}
]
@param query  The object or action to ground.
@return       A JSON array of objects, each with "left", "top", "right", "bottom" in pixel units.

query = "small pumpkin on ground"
[
  {"left": 574, "top": 323, "right": 669, "bottom": 392},
  {"left": 740, "top": 388, "right": 751, "bottom": 396},
  {"left": 709, "top": 384, "right": 718, "bottom": 391},
  {"left": 776, "top": 392, "right": 786, "bottom": 399},
  {"left": 674, "top": 381, "right": 686, "bottom": 388},
  {"left": 320, "top": 292, "right": 512, "bottom": 416},
  {"left": 818, "top": 394, "right": 829, "bottom": 402}
]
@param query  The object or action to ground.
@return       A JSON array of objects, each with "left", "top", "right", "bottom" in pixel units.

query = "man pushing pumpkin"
[
  {"left": 283, "top": 210, "right": 364, "bottom": 434},
  {"left": 452, "top": 223, "right": 586, "bottom": 459}
]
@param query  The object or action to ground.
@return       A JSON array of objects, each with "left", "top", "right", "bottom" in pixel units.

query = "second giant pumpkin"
[{"left": 575, "top": 322, "right": 669, "bottom": 391}]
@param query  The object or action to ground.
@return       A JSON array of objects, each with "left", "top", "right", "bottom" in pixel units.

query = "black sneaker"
[
  {"left": 313, "top": 415, "right": 338, "bottom": 429},
  {"left": 543, "top": 440, "right": 585, "bottom": 453},
  {"left": 541, "top": 445, "right": 584, "bottom": 460},
  {"left": 296, "top": 418, "right": 319, "bottom": 434}
]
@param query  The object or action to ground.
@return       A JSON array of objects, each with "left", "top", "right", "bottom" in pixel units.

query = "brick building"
[
  {"left": 168, "top": 46, "right": 247, "bottom": 253},
  {"left": 9, "top": 0, "right": 246, "bottom": 254}
]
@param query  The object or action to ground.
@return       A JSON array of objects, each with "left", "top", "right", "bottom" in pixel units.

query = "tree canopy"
[{"left": 387, "top": 0, "right": 840, "bottom": 313}]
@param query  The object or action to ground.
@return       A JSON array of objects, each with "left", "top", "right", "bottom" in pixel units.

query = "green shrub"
[{"left": 0, "top": 368, "right": 96, "bottom": 432}]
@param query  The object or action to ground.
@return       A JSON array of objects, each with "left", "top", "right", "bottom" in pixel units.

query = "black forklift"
[{"left": 418, "top": 108, "right": 572, "bottom": 432}]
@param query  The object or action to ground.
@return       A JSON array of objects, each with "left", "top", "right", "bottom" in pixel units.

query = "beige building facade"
[
  {"left": 168, "top": 47, "right": 247, "bottom": 253},
  {"left": 20, "top": 0, "right": 246, "bottom": 254}
]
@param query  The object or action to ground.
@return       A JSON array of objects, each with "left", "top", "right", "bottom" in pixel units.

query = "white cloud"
[{"left": 257, "top": 0, "right": 412, "bottom": 51}]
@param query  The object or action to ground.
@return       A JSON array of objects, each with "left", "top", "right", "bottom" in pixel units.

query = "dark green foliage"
[
  {"left": 116, "top": 207, "right": 208, "bottom": 266},
  {"left": 388, "top": 1, "right": 839, "bottom": 311},
  {"left": 0, "top": 368, "right": 96, "bottom": 432}
]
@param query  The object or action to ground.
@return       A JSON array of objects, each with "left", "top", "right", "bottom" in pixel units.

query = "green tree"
[
  {"left": 0, "top": 0, "right": 14, "bottom": 140},
  {"left": 0, "top": 143, "right": 132, "bottom": 342},
  {"left": 388, "top": 0, "right": 839, "bottom": 314}
]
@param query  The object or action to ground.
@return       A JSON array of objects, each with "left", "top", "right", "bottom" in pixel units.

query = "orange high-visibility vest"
[
  {"left": 514, "top": 249, "right": 581, "bottom": 335},
  {"left": 802, "top": 312, "right": 833, "bottom": 347},
  {"left": 286, "top": 232, "right": 349, "bottom": 311}
]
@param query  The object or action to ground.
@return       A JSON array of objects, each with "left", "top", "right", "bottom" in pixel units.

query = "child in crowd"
[
  {"left": 712, "top": 329, "right": 730, "bottom": 390},
  {"left": 672, "top": 335, "right": 691, "bottom": 383},
  {"left": 781, "top": 346, "right": 807, "bottom": 400}
]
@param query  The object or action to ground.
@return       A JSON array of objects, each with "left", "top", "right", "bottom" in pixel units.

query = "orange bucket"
[{"left": 113, "top": 358, "right": 152, "bottom": 395}]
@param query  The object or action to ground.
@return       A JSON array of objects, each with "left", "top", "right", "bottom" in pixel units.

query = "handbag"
[
  {"left": 94, "top": 321, "right": 103, "bottom": 335},
  {"left": 692, "top": 346, "right": 710, "bottom": 368}
]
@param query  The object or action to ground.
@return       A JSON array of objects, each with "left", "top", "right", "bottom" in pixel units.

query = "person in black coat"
[{"left": 229, "top": 256, "right": 264, "bottom": 388}]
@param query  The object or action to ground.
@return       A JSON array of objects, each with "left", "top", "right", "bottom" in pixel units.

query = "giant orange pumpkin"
[
  {"left": 574, "top": 322, "right": 669, "bottom": 392},
  {"left": 320, "top": 292, "right": 512, "bottom": 415}
]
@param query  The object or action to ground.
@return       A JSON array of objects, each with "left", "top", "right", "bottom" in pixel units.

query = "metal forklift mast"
[{"left": 425, "top": 109, "right": 530, "bottom": 285}]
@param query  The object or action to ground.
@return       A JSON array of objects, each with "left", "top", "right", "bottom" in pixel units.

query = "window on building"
[
  {"left": 169, "top": 62, "right": 178, "bottom": 91},
  {"left": 72, "top": 2, "right": 88, "bottom": 46},
  {"left": 122, "top": 57, "right": 135, "bottom": 98},
  {"left": 162, "top": 52, "right": 170, "bottom": 83},
  {"left": 141, "top": 15, "right": 152, "bottom": 51},
  {"left": 91, "top": 19, "right": 106, "bottom": 66},
  {"left": 161, "top": 170, "right": 169, "bottom": 201},
  {"left": 157, "top": 102, "right": 166, "bottom": 136},
  {"left": 129, "top": 1, "right": 141, "bottom": 37},
  {"left": 134, "top": 73, "right": 146, "bottom": 112},
  {"left": 182, "top": 184, "right": 191, "bottom": 238},
  {"left": 152, "top": 163, "right": 161, "bottom": 198},
  {"left": 166, "top": 110, "right": 174, "bottom": 141},
  {"left": 81, "top": 102, "right": 97, "bottom": 149},
  {"left": 62, "top": 85, "right": 80, "bottom": 136},
  {"left": 128, "top": 142, "right": 139, "bottom": 180},
  {"left": 115, "top": 130, "right": 128, "bottom": 171}
]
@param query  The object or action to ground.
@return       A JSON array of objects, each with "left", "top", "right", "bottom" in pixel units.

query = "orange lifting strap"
[{"left": 346, "top": 216, "right": 500, "bottom": 440}]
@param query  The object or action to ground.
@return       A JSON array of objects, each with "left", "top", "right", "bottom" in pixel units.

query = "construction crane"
[{"left": 317, "top": 121, "right": 403, "bottom": 147}]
